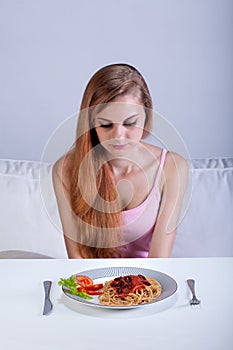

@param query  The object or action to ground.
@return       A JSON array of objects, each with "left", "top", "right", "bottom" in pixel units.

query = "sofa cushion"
[
  {"left": 172, "top": 157, "right": 233, "bottom": 257},
  {"left": 0, "top": 159, "right": 68, "bottom": 258}
]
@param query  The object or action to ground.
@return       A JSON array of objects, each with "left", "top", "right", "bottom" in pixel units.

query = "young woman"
[{"left": 52, "top": 63, "right": 188, "bottom": 258}]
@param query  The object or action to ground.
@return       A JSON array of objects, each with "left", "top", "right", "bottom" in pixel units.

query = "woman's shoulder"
[
  {"left": 52, "top": 152, "right": 73, "bottom": 184},
  {"left": 164, "top": 151, "right": 188, "bottom": 172},
  {"left": 141, "top": 142, "right": 163, "bottom": 159},
  {"left": 141, "top": 142, "right": 187, "bottom": 168}
]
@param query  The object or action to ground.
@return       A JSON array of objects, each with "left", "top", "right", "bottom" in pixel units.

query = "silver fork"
[{"left": 187, "top": 279, "right": 201, "bottom": 305}]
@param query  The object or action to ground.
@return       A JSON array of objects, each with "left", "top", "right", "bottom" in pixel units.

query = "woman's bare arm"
[
  {"left": 52, "top": 157, "right": 81, "bottom": 258},
  {"left": 148, "top": 152, "right": 188, "bottom": 258}
]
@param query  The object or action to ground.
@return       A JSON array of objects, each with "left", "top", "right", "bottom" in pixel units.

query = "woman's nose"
[{"left": 112, "top": 123, "right": 125, "bottom": 139}]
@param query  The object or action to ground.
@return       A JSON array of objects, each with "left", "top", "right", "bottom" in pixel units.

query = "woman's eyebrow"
[
  {"left": 96, "top": 117, "right": 112, "bottom": 122},
  {"left": 96, "top": 114, "right": 139, "bottom": 122},
  {"left": 124, "top": 114, "right": 139, "bottom": 121}
]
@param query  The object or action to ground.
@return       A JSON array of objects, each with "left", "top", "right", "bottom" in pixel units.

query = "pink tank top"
[{"left": 118, "top": 149, "right": 167, "bottom": 258}]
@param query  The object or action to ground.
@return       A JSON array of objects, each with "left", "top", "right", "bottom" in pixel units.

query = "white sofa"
[{"left": 0, "top": 157, "right": 232, "bottom": 258}]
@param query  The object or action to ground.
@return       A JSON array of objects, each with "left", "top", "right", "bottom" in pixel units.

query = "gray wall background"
[{"left": 0, "top": 0, "right": 232, "bottom": 161}]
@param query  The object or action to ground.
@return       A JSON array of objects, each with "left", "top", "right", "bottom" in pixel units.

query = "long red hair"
[{"left": 65, "top": 64, "right": 153, "bottom": 258}]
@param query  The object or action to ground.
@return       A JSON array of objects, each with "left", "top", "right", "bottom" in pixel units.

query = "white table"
[{"left": 0, "top": 258, "right": 232, "bottom": 350}]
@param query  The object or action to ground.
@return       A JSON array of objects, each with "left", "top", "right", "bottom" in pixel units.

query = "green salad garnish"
[{"left": 58, "top": 275, "right": 92, "bottom": 299}]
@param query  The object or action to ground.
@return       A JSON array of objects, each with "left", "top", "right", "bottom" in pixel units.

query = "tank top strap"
[{"left": 154, "top": 149, "right": 167, "bottom": 188}]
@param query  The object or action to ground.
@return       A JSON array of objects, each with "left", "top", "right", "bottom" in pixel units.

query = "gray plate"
[{"left": 62, "top": 266, "right": 178, "bottom": 309}]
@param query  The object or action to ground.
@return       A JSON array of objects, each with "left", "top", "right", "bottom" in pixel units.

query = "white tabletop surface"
[{"left": 0, "top": 257, "right": 232, "bottom": 350}]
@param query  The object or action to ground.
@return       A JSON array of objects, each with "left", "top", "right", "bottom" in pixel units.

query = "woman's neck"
[
  {"left": 108, "top": 158, "right": 136, "bottom": 177},
  {"left": 107, "top": 144, "right": 145, "bottom": 177}
]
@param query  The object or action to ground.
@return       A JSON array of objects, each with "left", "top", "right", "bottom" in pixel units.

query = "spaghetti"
[{"left": 98, "top": 274, "right": 162, "bottom": 306}]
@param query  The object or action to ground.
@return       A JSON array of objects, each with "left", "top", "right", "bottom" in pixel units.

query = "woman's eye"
[
  {"left": 124, "top": 121, "right": 137, "bottom": 127},
  {"left": 100, "top": 124, "right": 113, "bottom": 128},
  {"left": 98, "top": 121, "right": 137, "bottom": 128}
]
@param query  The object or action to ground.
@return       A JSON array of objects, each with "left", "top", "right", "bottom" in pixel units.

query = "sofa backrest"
[
  {"left": 172, "top": 158, "right": 233, "bottom": 257},
  {"left": 0, "top": 159, "right": 67, "bottom": 258},
  {"left": 0, "top": 158, "right": 232, "bottom": 258}
]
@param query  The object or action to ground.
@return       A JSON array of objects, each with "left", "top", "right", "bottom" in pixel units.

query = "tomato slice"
[
  {"left": 85, "top": 289, "right": 103, "bottom": 295},
  {"left": 75, "top": 275, "right": 103, "bottom": 295},
  {"left": 76, "top": 275, "right": 93, "bottom": 288},
  {"left": 84, "top": 283, "right": 103, "bottom": 291}
]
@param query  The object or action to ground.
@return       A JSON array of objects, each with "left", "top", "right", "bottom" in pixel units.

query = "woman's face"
[{"left": 93, "top": 94, "right": 146, "bottom": 156}]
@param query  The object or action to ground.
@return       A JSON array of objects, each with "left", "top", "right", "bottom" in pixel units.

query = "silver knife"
[{"left": 42, "top": 280, "right": 53, "bottom": 315}]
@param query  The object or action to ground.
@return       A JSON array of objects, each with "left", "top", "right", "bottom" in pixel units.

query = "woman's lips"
[{"left": 111, "top": 144, "right": 128, "bottom": 150}]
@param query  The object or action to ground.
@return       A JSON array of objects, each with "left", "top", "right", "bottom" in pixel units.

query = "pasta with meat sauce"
[{"left": 98, "top": 274, "right": 162, "bottom": 306}]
